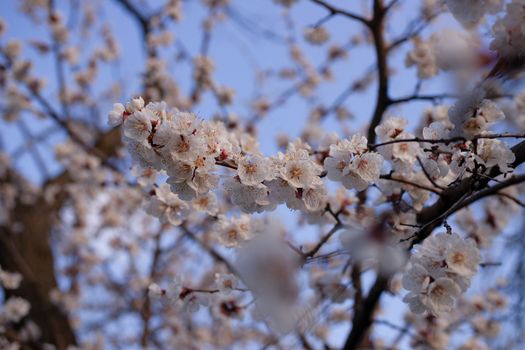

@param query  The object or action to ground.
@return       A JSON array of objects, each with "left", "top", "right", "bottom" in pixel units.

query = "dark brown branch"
[
  {"left": 302, "top": 223, "right": 343, "bottom": 259},
  {"left": 380, "top": 173, "right": 442, "bottom": 194},
  {"left": 309, "top": 0, "right": 370, "bottom": 26},
  {"left": 496, "top": 192, "right": 525, "bottom": 208},
  {"left": 366, "top": 0, "right": 389, "bottom": 145},
  {"left": 342, "top": 275, "right": 389, "bottom": 350},
  {"left": 113, "top": 0, "right": 150, "bottom": 36},
  {"left": 369, "top": 133, "right": 525, "bottom": 150},
  {"left": 417, "top": 156, "right": 445, "bottom": 190},
  {"left": 447, "top": 174, "right": 525, "bottom": 215},
  {"left": 389, "top": 93, "right": 458, "bottom": 105}
]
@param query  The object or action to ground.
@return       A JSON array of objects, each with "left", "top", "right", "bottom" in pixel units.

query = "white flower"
[
  {"left": 478, "top": 139, "right": 515, "bottom": 173},
  {"left": 448, "top": 89, "right": 485, "bottom": 137},
  {"left": 125, "top": 96, "right": 145, "bottom": 113},
  {"left": 223, "top": 178, "right": 272, "bottom": 214},
  {"left": 237, "top": 154, "right": 273, "bottom": 186},
  {"left": 477, "top": 99, "right": 505, "bottom": 123},
  {"left": 173, "top": 111, "right": 200, "bottom": 135},
  {"left": 215, "top": 273, "right": 238, "bottom": 295},
  {"left": 324, "top": 135, "right": 383, "bottom": 191},
  {"left": 405, "top": 37, "right": 437, "bottom": 79},
  {"left": 0, "top": 266, "right": 22, "bottom": 290},
  {"left": 403, "top": 292, "right": 427, "bottom": 314},
  {"left": 402, "top": 263, "right": 430, "bottom": 294},
  {"left": 123, "top": 109, "right": 154, "bottom": 142},
  {"left": 392, "top": 139, "right": 419, "bottom": 164},
  {"left": 449, "top": 96, "right": 505, "bottom": 139},
  {"left": 449, "top": 149, "right": 479, "bottom": 175},
  {"left": 151, "top": 120, "right": 175, "bottom": 149},
  {"left": 170, "top": 133, "right": 206, "bottom": 162},
  {"left": 192, "top": 193, "right": 218, "bottom": 216},
  {"left": 375, "top": 117, "right": 407, "bottom": 141},
  {"left": 2, "top": 297, "right": 30, "bottom": 322},
  {"left": 423, "top": 121, "right": 450, "bottom": 140},
  {"left": 304, "top": 26, "right": 330, "bottom": 45},
  {"left": 215, "top": 214, "right": 252, "bottom": 248},
  {"left": 266, "top": 178, "right": 300, "bottom": 208},
  {"left": 324, "top": 140, "right": 355, "bottom": 182},
  {"left": 302, "top": 182, "right": 327, "bottom": 212},
  {"left": 345, "top": 152, "right": 383, "bottom": 191},
  {"left": 424, "top": 277, "right": 461, "bottom": 315},
  {"left": 280, "top": 156, "right": 321, "bottom": 189},
  {"left": 108, "top": 103, "right": 125, "bottom": 126},
  {"left": 148, "top": 283, "right": 165, "bottom": 299},
  {"left": 403, "top": 231, "right": 482, "bottom": 315},
  {"left": 131, "top": 165, "right": 157, "bottom": 188},
  {"left": 166, "top": 161, "right": 194, "bottom": 183},
  {"left": 445, "top": 235, "right": 481, "bottom": 278},
  {"left": 490, "top": 0, "right": 525, "bottom": 56},
  {"left": 145, "top": 184, "right": 189, "bottom": 225},
  {"left": 146, "top": 101, "right": 169, "bottom": 119},
  {"left": 124, "top": 138, "right": 160, "bottom": 169}
]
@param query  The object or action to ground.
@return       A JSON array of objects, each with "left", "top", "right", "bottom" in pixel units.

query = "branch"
[
  {"left": 366, "top": 0, "right": 389, "bottom": 145},
  {"left": 309, "top": 0, "right": 370, "bottom": 26},
  {"left": 180, "top": 224, "right": 243, "bottom": 280},
  {"left": 342, "top": 275, "right": 389, "bottom": 349},
  {"left": 369, "top": 133, "right": 525, "bottom": 150},
  {"left": 447, "top": 174, "right": 525, "bottom": 216},
  {"left": 388, "top": 93, "right": 458, "bottom": 105},
  {"left": 380, "top": 173, "right": 442, "bottom": 194},
  {"left": 113, "top": 0, "right": 150, "bottom": 36},
  {"left": 302, "top": 222, "right": 343, "bottom": 259}
]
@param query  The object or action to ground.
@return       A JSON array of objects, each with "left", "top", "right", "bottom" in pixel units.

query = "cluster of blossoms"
[
  {"left": 402, "top": 232, "right": 481, "bottom": 315},
  {"left": 0, "top": 265, "right": 31, "bottom": 347},
  {"left": 446, "top": 0, "right": 525, "bottom": 58},
  {"left": 449, "top": 90, "right": 505, "bottom": 139},
  {"left": 405, "top": 30, "right": 477, "bottom": 79},
  {"left": 1, "top": 297, "right": 30, "bottom": 324},
  {"left": 214, "top": 214, "right": 254, "bottom": 248},
  {"left": 108, "top": 97, "right": 384, "bottom": 220},
  {"left": 324, "top": 135, "right": 383, "bottom": 191},
  {"left": 375, "top": 117, "right": 421, "bottom": 174},
  {"left": 490, "top": 0, "right": 525, "bottom": 57},
  {"left": 399, "top": 278, "right": 508, "bottom": 349},
  {"left": 371, "top": 100, "right": 515, "bottom": 202}
]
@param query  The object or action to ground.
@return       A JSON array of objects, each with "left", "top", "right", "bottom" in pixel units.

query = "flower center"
[
  {"left": 289, "top": 166, "right": 302, "bottom": 179},
  {"left": 244, "top": 163, "right": 258, "bottom": 175},
  {"left": 451, "top": 252, "right": 465, "bottom": 264}
]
